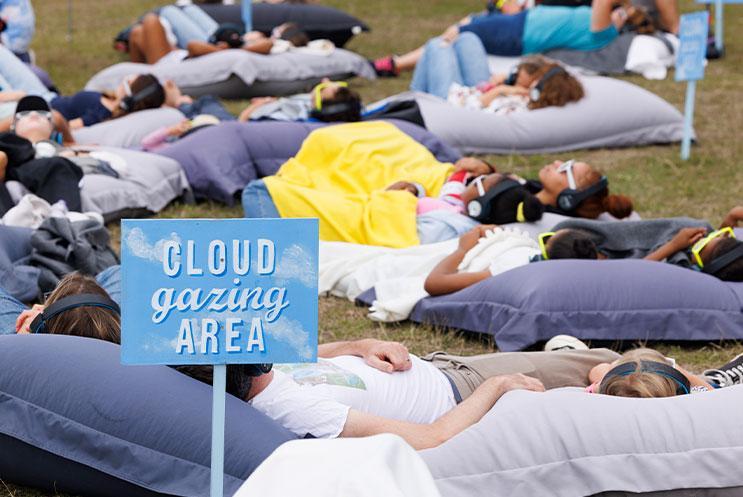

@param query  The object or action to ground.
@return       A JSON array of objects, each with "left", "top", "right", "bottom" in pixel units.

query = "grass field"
[{"left": 3, "top": 0, "right": 743, "bottom": 495}]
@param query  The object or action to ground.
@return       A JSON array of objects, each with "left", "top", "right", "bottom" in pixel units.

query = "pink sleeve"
[
  {"left": 141, "top": 127, "right": 171, "bottom": 151},
  {"left": 417, "top": 197, "right": 462, "bottom": 215}
]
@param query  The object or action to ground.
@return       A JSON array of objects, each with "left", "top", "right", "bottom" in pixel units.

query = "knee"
[{"left": 142, "top": 13, "right": 161, "bottom": 28}]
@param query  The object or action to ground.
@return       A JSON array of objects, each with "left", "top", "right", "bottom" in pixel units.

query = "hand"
[
  {"left": 720, "top": 206, "right": 743, "bottom": 229},
  {"left": 611, "top": 7, "right": 629, "bottom": 30},
  {"left": 669, "top": 227, "right": 707, "bottom": 251},
  {"left": 168, "top": 120, "right": 192, "bottom": 137},
  {"left": 16, "top": 304, "right": 44, "bottom": 334},
  {"left": 454, "top": 157, "right": 495, "bottom": 176},
  {"left": 458, "top": 225, "right": 497, "bottom": 252},
  {"left": 441, "top": 24, "right": 459, "bottom": 43},
  {"left": 489, "top": 73, "right": 507, "bottom": 86},
  {"left": 488, "top": 373, "right": 545, "bottom": 394},
  {"left": 359, "top": 339, "right": 411, "bottom": 373},
  {"left": 386, "top": 181, "right": 420, "bottom": 196}
]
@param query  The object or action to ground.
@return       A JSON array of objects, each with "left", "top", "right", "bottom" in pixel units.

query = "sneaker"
[
  {"left": 372, "top": 56, "right": 398, "bottom": 77},
  {"left": 544, "top": 334, "right": 589, "bottom": 352},
  {"left": 703, "top": 353, "right": 743, "bottom": 387}
]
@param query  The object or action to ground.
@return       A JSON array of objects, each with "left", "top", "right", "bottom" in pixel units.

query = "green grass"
[{"left": 4, "top": 1, "right": 743, "bottom": 495}]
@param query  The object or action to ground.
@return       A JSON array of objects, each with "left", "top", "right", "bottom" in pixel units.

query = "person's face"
[
  {"left": 699, "top": 231, "right": 734, "bottom": 265},
  {"left": 515, "top": 68, "right": 538, "bottom": 89},
  {"left": 386, "top": 181, "right": 419, "bottom": 196},
  {"left": 316, "top": 79, "right": 344, "bottom": 100},
  {"left": 115, "top": 75, "right": 136, "bottom": 100},
  {"left": 538, "top": 160, "right": 593, "bottom": 196},
  {"left": 13, "top": 111, "right": 54, "bottom": 141},
  {"left": 501, "top": 0, "right": 526, "bottom": 14},
  {"left": 460, "top": 173, "right": 506, "bottom": 204}
]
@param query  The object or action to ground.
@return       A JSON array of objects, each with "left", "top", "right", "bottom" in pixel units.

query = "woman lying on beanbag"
[{"left": 410, "top": 34, "right": 584, "bottom": 114}]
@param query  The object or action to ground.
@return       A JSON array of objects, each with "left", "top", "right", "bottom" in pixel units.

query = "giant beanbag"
[
  {"left": 200, "top": 2, "right": 370, "bottom": 48},
  {"left": 0, "top": 334, "right": 295, "bottom": 497},
  {"left": 358, "top": 259, "right": 743, "bottom": 351},
  {"left": 420, "top": 386, "right": 743, "bottom": 497},
  {"left": 381, "top": 75, "right": 687, "bottom": 154},
  {"left": 85, "top": 49, "right": 376, "bottom": 100},
  {"left": 73, "top": 107, "right": 186, "bottom": 149},
  {"left": 157, "top": 119, "right": 461, "bottom": 205},
  {"left": 0, "top": 226, "right": 39, "bottom": 301}
]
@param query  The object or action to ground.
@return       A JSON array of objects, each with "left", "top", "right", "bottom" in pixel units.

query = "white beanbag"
[
  {"left": 421, "top": 386, "right": 743, "bottom": 497},
  {"left": 382, "top": 75, "right": 687, "bottom": 154},
  {"left": 72, "top": 108, "right": 186, "bottom": 149}
]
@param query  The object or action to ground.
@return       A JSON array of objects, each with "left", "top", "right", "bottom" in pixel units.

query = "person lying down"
[{"left": 7, "top": 270, "right": 742, "bottom": 449}]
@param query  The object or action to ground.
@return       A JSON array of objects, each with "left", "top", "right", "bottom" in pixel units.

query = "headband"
[{"left": 599, "top": 360, "right": 690, "bottom": 396}]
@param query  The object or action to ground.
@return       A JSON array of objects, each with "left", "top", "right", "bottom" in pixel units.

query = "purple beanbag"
[
  {"left": 157, "top": 119, "right": 461, "bottom": 205},
  {"left": 359, "top": 259, "right": 743, "bottom": 351}
]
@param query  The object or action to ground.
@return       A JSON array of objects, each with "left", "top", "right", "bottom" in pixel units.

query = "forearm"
[
  {"left": 244, "top": 39, "right": 273, "bottom": 55},
  {"left": 0, "top": 151, "right": 7, "bottom": 182},
  {"left": 318, "top": 339, "right": 371, "bottom": 359},
  {"left": 187, "top": 41, "right": 222, "bottom": 58},
  {"left": 591, "top": 0, "right": 616, "bottom": 31},
  {"left": 644, "top": 242, "right": 679, "bottom": 262},
  {"left": 676, "top": 366, "right": 713, "bottom": 391}
]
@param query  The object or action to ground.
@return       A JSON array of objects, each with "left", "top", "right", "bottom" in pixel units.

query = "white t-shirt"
[{"left": 250, "top": 355, "right": 456, "bottom": 439}]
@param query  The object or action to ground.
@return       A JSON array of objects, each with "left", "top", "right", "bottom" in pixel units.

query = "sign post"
[
  {"left": 675, "top": 11, "right": 709, "bottom": 161},
  {"left": 121, "top": 218, "right": 319, "bottom": 497}
]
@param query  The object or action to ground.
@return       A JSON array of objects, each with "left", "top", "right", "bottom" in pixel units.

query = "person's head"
[
  {"left": 623, "top": 4, "right": 656, "bottom": 34},
  {"left": 209, "top": 23, "right": 244, "bottom": 48},
  {"left": 113, "top": 74, "right": 166, "bottom": 117},
  {"left": 541, "top": 229, "right": 600, "bottom": 260},
  {"left": 523, "top": 60, "right": 585, "bottom": 110},
  {"left": 173, "top": 364, "right": 269, "bottom": 400},
  {"left": 462, "top": 173, "right": 544, "bottom": 224},
  {"left": 310, "top": 79, "right": 362, "bottom": 122},
  {"left": 11, "top": 95, "right": 55, "bottom": 143},
  {"left": 598, "top": 349, "right": 684, "bottom": 398},
  {"left": 700, "top": 237, "right": 743, "bottom": 282},
  {"left": 272, "top": 22, "right": 310, "bottom": 47},
  {"left": 537, "top": 160, "right": 633, "bottom": 219},
  {"left": 386, "top": 181, "right": 425, "bottom": 197},
  {"left": 40, "top": 272, "right": 121, "bottom": 343}
]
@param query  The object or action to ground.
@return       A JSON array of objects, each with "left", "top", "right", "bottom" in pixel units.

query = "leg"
[
  {"left": 96, "top": 265, "right": 121, "bottom": 306},
  {"left": 182, "top": 5, "right": 219, "bottom": 39},
  {"left": 0, "top": 44, "right": 55, "bottom": 100},
  {"left": 242, "top": 179, "right": 280, "bottom": 218},
  {"left": 453, "top": 32, "right": 491, "bottom": 87},
  {"left": 140, "top": 13, "right": 177, "bottom": 64},
  {"left": 394, "top": 46, "right": 425, "bottom": 73},
  {"left": 128, "top": 24, "right": 147, "bottom": 63},
  {"left": 409, "top": 37, "right": 464, "bottom": 99},
  {"left": 0, "top": 285, "right": 28, "bottom": 335},
  {"left": 159, "top": 5, "right": 212, "bottom": 47},
  {"left": 423, "top": 348, "right": 621, "bottom": 400}
]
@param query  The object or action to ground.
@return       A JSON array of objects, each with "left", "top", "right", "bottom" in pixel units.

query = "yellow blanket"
[{"left": 264, "top": 122, "right": 454, "bottom": 248}]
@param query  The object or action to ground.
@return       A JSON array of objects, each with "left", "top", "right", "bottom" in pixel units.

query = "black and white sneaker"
[{"left": 703, "top": 353, "right": 743, "bottom": 387}]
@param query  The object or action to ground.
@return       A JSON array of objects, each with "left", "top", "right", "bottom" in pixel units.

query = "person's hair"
[
  {"left": 599, "top": 348, "right": 678, "bottom": 398},
  {"left": 111, "top": 74, "right": 165, "bottom": 119},
  {"left": 625, "top": 5, "right": 656, "bottom": 34},
  {"left": 173, "top": 365, "right": 255, "bottom": 400},
  {"left": 526, "top": 60, "right": 585, "bottom": 110},
  {"left": 316, "top": 86, "right": 362, "bottom": 122},
  {"left": 573, "top": 168, "right": 634, "bottom": 219},
  {"left": 708, "top": 238, "right": 743, "bottom": 282},
  {"left": 43, "top": 272, "right": 120, "bottom": 343},
  {"left": 484, "top": 186, "right": 544, "bottom": 224},
  {"left": 546, "top": 229, "right": 599, "bottom": 260},
  {"left": 278, "top": 22, "right": 310, "bottom": 47}
]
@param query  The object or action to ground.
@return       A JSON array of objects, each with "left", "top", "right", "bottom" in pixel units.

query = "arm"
[
  {"left": 186, "top": 40, "right": 225, "bottom": 58},
  {"left": 721, "top": 206, "right": 743, "bottom": 229},
  {"left": 341, "top": 374, "right": 544, "bottom": 450},
  {"left": 644, "top": 227, "right": 706, "bottom": 262},
  {"left": 237, "top": 97, "right": 277, "bottom": 122},
  {"left": 0, "top": 151, "right": 6, "bottom": 182},
  {"left": 676, "top": 365, "right": 713, "bottom": 391},
  {"left": 479, "top": 85, "right": 528, "bottom": 107},
  {"left": 319, "top": 339, "right": 411, "bottom": 373},
  {"left": 243, "top": 38, "right": 274, "bottom": 55},
  {"left": 0, "top": 90, "right": 26, "bottom": 102},
  {"left": 592, "top": 0, "right": 624, "bottom": 32},
  {"left": 424, "top": 226, "right": 496, "bottom": 296}
]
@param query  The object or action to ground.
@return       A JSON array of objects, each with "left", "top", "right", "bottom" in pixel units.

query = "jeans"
[
  {"left": 242, "top": 179, "right": 280, "bottom": 218},
  {"left": 0, "top": 44, "right": 55, "bottom": 100},
  {"left": 159, "top": 5, "right": 219, "bottom": 48},
  {"left": 0, "top": 265, "right": 122, "bottom": 335},
  {"left": 410, "top": 32, "right": 491, "bottom": 100}
]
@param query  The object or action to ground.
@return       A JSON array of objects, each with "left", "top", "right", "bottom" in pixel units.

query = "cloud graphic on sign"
[
  {"left": 274, "top": 244, "right": 316, "bottom": 288},
  {"left": 266, "top": 315, "right": 313, "bottom": 359},
  {"left": 124, "top": 227, "right": 181, "bottom": 264}
]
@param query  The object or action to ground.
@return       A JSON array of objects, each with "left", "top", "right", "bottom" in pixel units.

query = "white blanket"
[{"left": 319, "top": 227, "right": 539, "bottom": 322}]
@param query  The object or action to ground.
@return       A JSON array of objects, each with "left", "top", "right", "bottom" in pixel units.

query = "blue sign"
[
  {"left": 675, "top": 11, "right": 709, "bottom": 82},
  {"left": 120, "top": 218, "right": 319, "bottom": 365}
]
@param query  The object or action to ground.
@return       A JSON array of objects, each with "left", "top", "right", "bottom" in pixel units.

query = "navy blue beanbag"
[
  {"left": 358, "top": 259, "right": 743, "bottom": 351},
  {"left": 157, "top": 119, "right": 461, "bottom": 205},
  {"left": 0, "top": 334, "right": 294, "bottom": 497}
]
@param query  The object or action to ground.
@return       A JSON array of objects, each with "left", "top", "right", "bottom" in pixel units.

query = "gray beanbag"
[
  {"left": 357, "top": 258, "right": 743, "bottom": 351},
  {"left": 420, "top": 386, "right": 743, "bottom": 497},
  {"left": 382, "top": 75, "right": 687, "bottom": 154},
  {"left": 0, "top": 334, "right": 294, "bottom": 497},
  {"left": 73, "top": 107, "right": 185, "bottom": 149},
  {"left": 78, "top": 147, "right": 190, "bottom": 221},
  {"left": 85, "top": 49, "right": 376, "bottom": 99},
  {"left": 0, "top": 225, "right": 39, "bottom": 301}
]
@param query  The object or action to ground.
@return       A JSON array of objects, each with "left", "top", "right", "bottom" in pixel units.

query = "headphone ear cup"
[
  {"left": 530, "top": 87, "right": 540, "bottom": 102},
  {"left": 468, "top": 200, "right": 482, "bottom": 218},
  {"left": 557, "top": 192, "right": 575, "bottom": 212},
  {"left": 29, "top": 313, "right": 45, "bottom": 334},
  {"left": 120, "top": 96, "right": 132, "bottom": 112}
]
